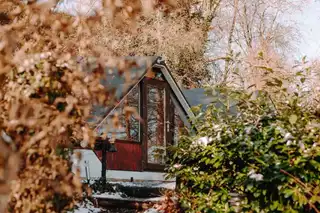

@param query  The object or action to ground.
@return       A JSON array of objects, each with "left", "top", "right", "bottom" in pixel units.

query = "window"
[
  {"left": 146, "top": 84, "right": 166, "bottom": 165},
  {"left": 173, "top": 106, "right": 187, "bottom": 145},
  {"left": 97, "top": 84, "right": 140, "bottom": 142}
]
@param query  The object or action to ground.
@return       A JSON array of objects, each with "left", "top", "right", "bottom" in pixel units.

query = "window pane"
[
  {"left": 170, "top": 95, "right": 189, "bottom": 145},
  {"left": 147, "top": 84, "right": 166, "bottom": 165},
  {"left": 97, "top": 85, "right": 140, "bottom": 142},
  {"left": 173, "top": 107, "right": 186, "bottom": 145}
]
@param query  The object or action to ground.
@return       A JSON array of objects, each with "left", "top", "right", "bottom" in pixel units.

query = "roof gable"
[
  {"left": 85, "top": 56, "right": 195, "bottom": 132},
  {"left": 83, "top": 57, "right": 155, "bottom": 125},
  {"left": 152, "top": 58, "right": 196, "bottom": 125}
]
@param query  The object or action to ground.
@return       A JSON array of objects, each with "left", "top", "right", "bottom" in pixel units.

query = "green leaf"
[
  {"left": 255, "top": 157, "right": 268, "bottom": 166},
  {"left": 289, "top": 114, "right": 298, "bottom": 125},
  {"left": 246, "top": 184, "right": 253, "bottom": 191},
  {"left": 258, "top": 51, "right": 264, "bottom": 59},
  {"left": 310, "top": 160, "right": 320, "bottom": 171},
  {"left": 253, "top": 192, "right": 260, "bottom": 197},
  {"left": 302, "top": 55, "right": 307, "bottom": 63},
  {"left": 270, "top": 201, "right": 279, "bottom": 210},
  {"left": 283, "top": 189, "right": 294, "bottom": 198},
  {"left": 310, "top": 195, "right": 320, "bottom": 203}
]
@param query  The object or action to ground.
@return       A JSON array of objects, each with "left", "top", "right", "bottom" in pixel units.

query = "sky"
[{"left": 294, "top": 0, "right": 320, "bottom": 59}]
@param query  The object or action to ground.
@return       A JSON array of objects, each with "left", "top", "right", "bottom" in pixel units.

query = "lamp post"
[
  {"left": 84, "top": 160, "right": 90, "bottom": 183},
  {"left": 94, "top": 138, "right": 117, "bottom": 192}
]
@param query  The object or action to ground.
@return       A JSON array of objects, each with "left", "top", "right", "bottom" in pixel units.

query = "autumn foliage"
[{"left": 0, "top": 0, "right": 179, "bottom": 212}]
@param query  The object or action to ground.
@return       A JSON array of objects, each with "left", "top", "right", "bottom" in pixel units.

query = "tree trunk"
[{"left": 223, "top": 0, "right": 239, "bottom": 83}]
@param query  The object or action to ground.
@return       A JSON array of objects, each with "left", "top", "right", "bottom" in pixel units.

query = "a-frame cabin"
[{"left": 74, "top": 56, "right": 197, "bottom": 181}]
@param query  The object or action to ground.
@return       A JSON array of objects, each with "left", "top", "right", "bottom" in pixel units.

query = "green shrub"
[{"left": 167, "top": 86, "right": 320, "bottom": 212}]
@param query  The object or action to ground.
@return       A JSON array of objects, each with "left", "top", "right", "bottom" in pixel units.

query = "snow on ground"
[
  {"left": 34, "top": 0, "right": 102, "bottom": 16},
  {"left": 92, "top": 192, "right": 164, "bottom": 202},
  {"left": 92, "top": 192, "right": 125, "bottom": 199},
  {"left": 105, "top": 170, "right": 175, "bottom": 182},
  {"left": 108, "top": 181, "right": 175, "bottom": 190},
  {"left": 68, "top": 193, "right": 164, "bottom": 213},
  {"left": 68, "top": 199, "right": 105, "bottom": 213},
  {"left": 54, "top": 0, "right": 102, "bottom": 16},
  {"left": 144, "top": 208, "right": 162, "bottom": 213},
  {"left": 71, "top": 206, "right": 102, "bottom": 213}
]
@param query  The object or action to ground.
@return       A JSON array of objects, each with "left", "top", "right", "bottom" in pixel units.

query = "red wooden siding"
[{"left": 94, "top": 140, "right": 142, "bottom": 171}]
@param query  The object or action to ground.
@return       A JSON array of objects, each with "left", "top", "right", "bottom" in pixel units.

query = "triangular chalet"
[{"left": 74, "top": 57, "right": 197, "bottom": 181}]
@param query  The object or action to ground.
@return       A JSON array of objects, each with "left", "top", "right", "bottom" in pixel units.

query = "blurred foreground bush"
[{"left": 0, "top": 0, "right": 177, "bottom": 212}]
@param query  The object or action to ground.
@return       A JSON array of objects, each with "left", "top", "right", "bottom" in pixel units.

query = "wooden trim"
[
  {"left": 167, "top": 90, "right": 175, "bottom": 146},
  {"left": 114, "top": 139, "right": 140, "bottom": 144},
  {"left": 152, "top": 63, "right": 196, "bottom": 128},
  {"left": 144, "top": 78, "right": 167, "bottom": 87},
  {"left": 165, "top": 82, "right": 174, "bottom": 146},
  {"left": 72, "top": 139, "right": 138, "bottom": 150}
]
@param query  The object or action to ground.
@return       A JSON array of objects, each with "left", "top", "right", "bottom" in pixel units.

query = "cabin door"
[{"left": 143, "top": 78, "right": 173, "bottom": 171}]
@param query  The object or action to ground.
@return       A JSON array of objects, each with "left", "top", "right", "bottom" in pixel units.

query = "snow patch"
[
  {"left": 144, "top": 208, "right": 163, "bottom": 213},
  {"left": 192, "top": 136, "right": 212, "bottom": 147},
  {"left": 92, "top": 192, "right": 164, "bottom": 202},
  {"left": 54, "top": 0, "right": 102, "bottom": 16},
  {"left": 248, "top": 169, "right": 263, "bottom": 181},
  {"left": 68, "top": 199, "right": 104, "bottom": 213},
  {"left": 108, "top": 181, "right": 176, "bottom": 190},
  {"left": 93, "top": 192, "right": 125, "bottom": 199}
]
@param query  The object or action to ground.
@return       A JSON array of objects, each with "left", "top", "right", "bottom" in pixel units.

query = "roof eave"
[{"left": 152, "top": 57, "right": 196, "bottom": 125}]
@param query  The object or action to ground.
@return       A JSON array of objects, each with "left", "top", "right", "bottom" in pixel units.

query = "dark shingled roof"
[
  {"left": 182, "top": 88, "right": 216, "bottom": 108},
  {"left": 182, "top": 88, "right": 238, "bottom": 114}
]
